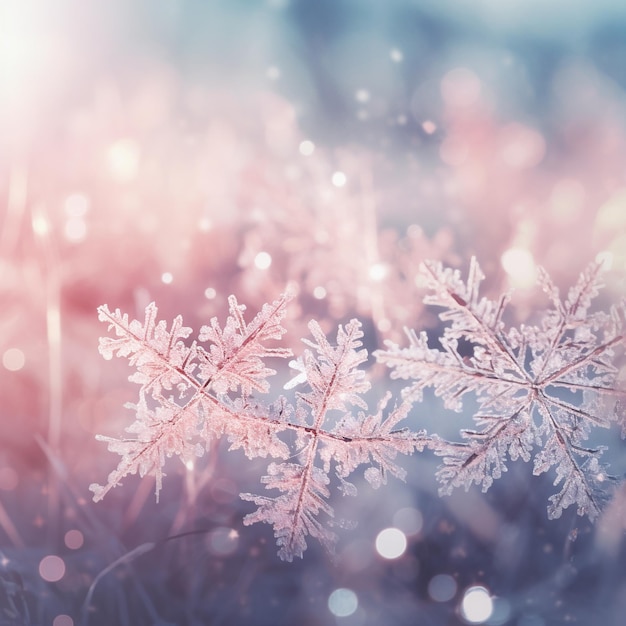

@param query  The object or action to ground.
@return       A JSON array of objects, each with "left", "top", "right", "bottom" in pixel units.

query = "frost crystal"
[
  {"left": 376, "top": 257, "right": 626, "bottom": 520},
  {"left": 91, "top": 293, "right": 293, "bottom": 503},
  {"left": 93, "top": 292, "right": 426, "bottom": 560},
  {"left": 242, "top": 319, "right": 426, "bottom": 560}
]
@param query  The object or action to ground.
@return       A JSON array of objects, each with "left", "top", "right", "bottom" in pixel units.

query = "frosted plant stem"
[
  {"left": 0, "top": 165, "right": 29, "bottom": 557},
  {"left": 80, "top": 542, "right": 157, "bottom": 626},
  {"left": 31, "top": 203, "right": 63, "bottom": 541}
]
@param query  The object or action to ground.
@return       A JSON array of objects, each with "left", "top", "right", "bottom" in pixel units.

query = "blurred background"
[{"left": 1, "top": 0, "right": 626, "bottom": 624}]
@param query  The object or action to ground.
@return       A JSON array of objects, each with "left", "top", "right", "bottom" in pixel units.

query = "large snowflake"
[
  {"left": 376, "top": 258, "right": 626, "bottom": 520},
  {"left": 92, "top": 291, "right": 426, "bottom": 560}
]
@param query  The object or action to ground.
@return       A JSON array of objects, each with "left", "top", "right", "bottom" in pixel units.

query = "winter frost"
[
  {"left": 376, "top": 258, "right": 626, "bottom": 520},
  {"left": 92, "top": 290, "right": 426, "bottom": 560}
]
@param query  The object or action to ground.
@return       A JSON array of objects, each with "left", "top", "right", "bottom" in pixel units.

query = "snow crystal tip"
[{"left": 89, "top": 483, "right": 106, "bottom": 502}]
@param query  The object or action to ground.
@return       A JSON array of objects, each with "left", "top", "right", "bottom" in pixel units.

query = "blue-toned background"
[{"left": 1, "top": 1, "right": 626, "bottom": 625}]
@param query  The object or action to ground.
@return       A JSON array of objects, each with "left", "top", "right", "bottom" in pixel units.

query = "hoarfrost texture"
[
  {"left": 376, "top": 258, "right": 626, "bottom": 520},
  {"left": 92, "top": 290, "right": 427, "bottom": 560},
  {"left": 94, "top": 258, "right": 626, "bottom": 560}
]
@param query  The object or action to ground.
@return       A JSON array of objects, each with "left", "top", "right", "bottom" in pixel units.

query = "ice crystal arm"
[
  {"left": 98, "top": 303, "right": 197, "bottom": 399},
  {"left": 375, "top": 327, "right": 523, "bottom": 411},
  {"left": 241, "top": 462, "right": 336, "bottom": 562},
  {"left": 321, "top": 395, "right": 429, "bottom": 491},
  {"left": 298, "top": 319, "right": 370, "bottom": 413},
  {"left": 420, "top": 258, "right": 515, "bottom": 357},
  {"left": 433, "top": 406, "right": 536, "bottom": 495},
  {"left": 533, "top": 431, "right": 613, "bottom": 519},
  {"left": 197, "top": 295, "right": 293, "bottom": 395},
  {"left": 241, "top": 319, "right": 369, "bottom": 560},
  {"left": 90, "top": 397, "right": 203, "bottom": 502},
  {"left": 203, "top": 397, "right": 292, "bottom": 459}
]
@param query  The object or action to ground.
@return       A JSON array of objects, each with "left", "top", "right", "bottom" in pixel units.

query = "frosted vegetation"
[
  {"left": 93, "top": 259, "right": 625, "bottom": 560},
  {"left": 378, "top": 258, "right": 626, "bottom": 521}
]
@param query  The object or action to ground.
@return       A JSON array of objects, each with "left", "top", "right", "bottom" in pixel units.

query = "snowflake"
[
  {"left": 92, "top": 290, "right": 426, "bottom": 560},
  {"left": 376, "top": 257, "right": 626, "bottom": 520}
]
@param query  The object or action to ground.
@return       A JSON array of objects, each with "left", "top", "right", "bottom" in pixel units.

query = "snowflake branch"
[
  {"left": 533, "top": 396, "right": 608, "bottom": 520},
  {"left": 540, "top": 335, "right": 623, "bottom": 386},
  {"left": 420, "top": 259, "right": 528, "bottom": 381}
]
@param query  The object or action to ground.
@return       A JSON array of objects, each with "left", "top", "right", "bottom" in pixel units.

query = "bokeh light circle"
[
  {"left": 64, "top": 529, "right": 84, "bottom": 550},
  {"left": 460, "top": 586, "right": 493, "bottom": 623},
  {"left": 39, "top": 555, "right": 66, "bottom": 582},
  {"left": 428, "top": 574, "right": 458, "bottom": 602},
  {"left": 328, "top": 588, "right": 358, "bottom": 617},
  {"left": 2, "top": 348, "right": 25, "bottom": 372},
  {"left": 375, "top": 527, "right": 407, "bottom": 559}
]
